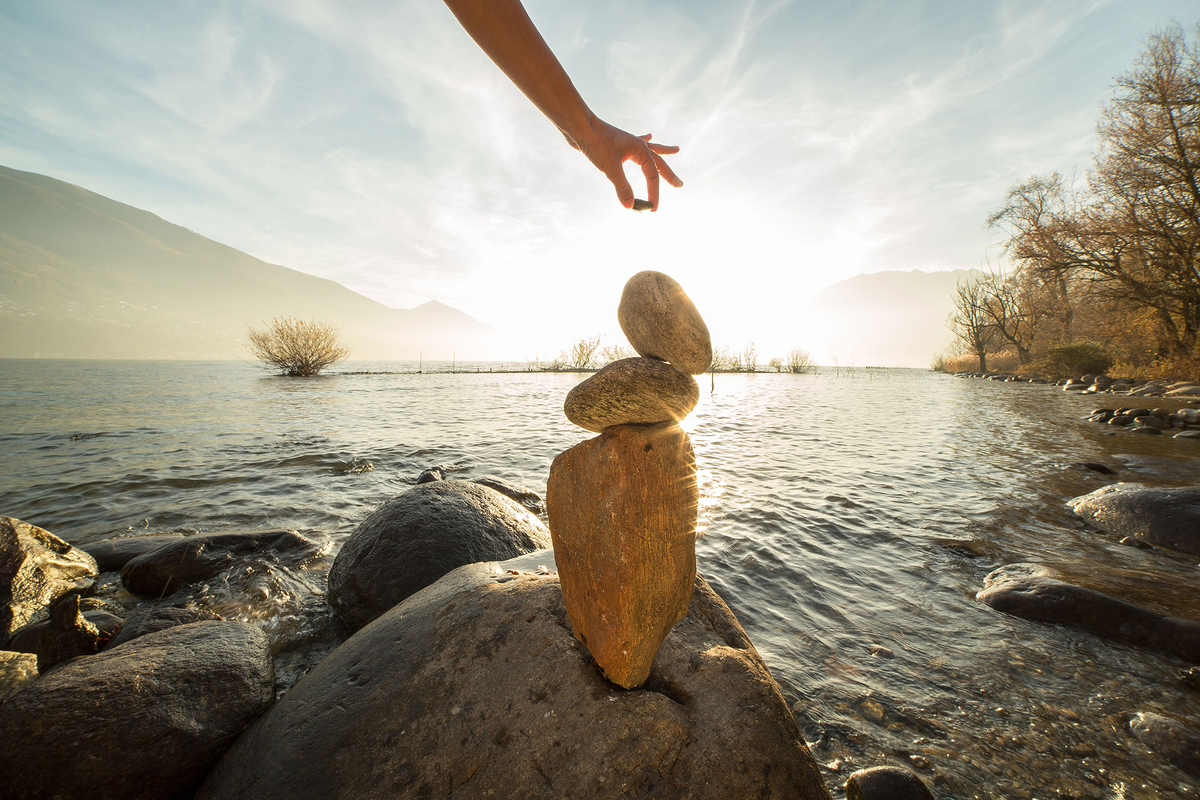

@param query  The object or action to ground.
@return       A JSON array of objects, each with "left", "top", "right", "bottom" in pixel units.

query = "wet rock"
[
  {"left": 547, "top": 422, "right": 698, "bottom": 688},
  {"left": 121, "top": 528, "right": 328, "bottom": 597},
  {"left": 1133, "top": 415, "right": 1170, "bottom": 430},
  {"left": 0, "top": 621, "right": 274, "bottom": 800},
  {"left": 328, "top": 481, "right": 551, "bottom": 631},
  {"left": 196, "top": 563, "right": 830, "bottom": 800},
  {"left": 6, "top": 608, "right": 122, "bottom": 653},
  {"left": 0, "top": 516, "right": 98, "bottom": 640},
  {"left": 1068, "top": 483, "right": 1200, "bottom": 555},
  {"left": 1108, "top": 415, "right": 1134, "bottom": 426},
  {"left": 1128, "top": 712, "right": 1200, "bottom": 779},
  {"left": 845, "top": 766, "right": 934, "bottom": 800},
  {"left": 416, "top": 466, "right": 445, "bottom": 484},
  {"left": 617, "top": 271, "right": 713, "bottom": 375},
  {"left": 471, "top": 475, "right": 544, "bottom": 513},
  {"left": 1087, "top": 410, "right": 1114, "bottom": 423},
  {"left": 1181, "top": 666, "right": 1200, "bottom": 691},
  {"left": 83, "top": 532, "right": 186, "bottom": 572},
  {"left": 867, "top": 644, "right": 895, "bottom": 658},
  {"left": 1074, "top": 462, "right": 1117, "bottom": 475},
  {"left": 564, "top": 357, "right": 699, "bottom": 433},
  {"left": 35, "top": 593, "right": 102, "bottom": 671},
  {"left": 1130, "top": 425, "right": 1163, "bottom": 435},
  {"left": 978, "top": 565, "right": 1200, "bottom": 662},
  {"left": 0, "top": 650, "right": 37, "bottom": 703},
  {"left": 1175, "top": 430, "right": 1200, "bottom": 440},
  {"left": 107, "top": 605, "right": 222, "bottom": 649}
]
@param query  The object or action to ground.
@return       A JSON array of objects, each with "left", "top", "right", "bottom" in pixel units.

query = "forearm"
[{"left": 443, "top": 0, "right": 594, "bottom": 143}]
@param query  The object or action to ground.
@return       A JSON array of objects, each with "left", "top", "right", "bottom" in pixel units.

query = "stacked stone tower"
[{"left": 547, "top": 271, "right": 712, "bottom": 688}]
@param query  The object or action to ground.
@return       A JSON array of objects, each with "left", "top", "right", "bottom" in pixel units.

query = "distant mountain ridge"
[
  {"left": 808, "top": 268, "right": 984, "bottom": 367},
  {"left": 0, "top": 165, "right": 495, "bottom": 359}
]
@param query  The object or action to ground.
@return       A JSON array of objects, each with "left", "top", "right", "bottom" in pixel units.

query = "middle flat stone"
[{"left": 563, "top": 357, "right": 699, "bottom": 433}]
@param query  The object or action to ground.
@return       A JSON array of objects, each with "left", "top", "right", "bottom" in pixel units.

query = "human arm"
[{"left": 442, "top": 0, "right": 682, "bottom": 210}]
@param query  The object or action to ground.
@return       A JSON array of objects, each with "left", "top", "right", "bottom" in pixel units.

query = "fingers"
[
  {"left": 604, "top": 161, "right": 636, "bottom": 209},
  {"left": 652, "top": 151, "right": 684, "bottom": 188}
]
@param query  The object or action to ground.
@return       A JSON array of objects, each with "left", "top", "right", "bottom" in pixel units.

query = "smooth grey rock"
[
  {"left": 1068, "top": 483, "right": 1200, "bottom": 555},
  {"left": 978, "top": 565, "right": 1200, "bottom": 661},
  {"left": 1129, "top": 712, "right": 1200, "bottom": 779},
  {"left": 471, "top": 475, "right": 544, "bottom": 513},
  {"left": 197, "top": 564, "right": 831, "bottom": 800},
  {"left": 0, "top": 516, "right": 98, "bottom": 640},
  {"left": 0, "top": 651, "right": 37, "bottom": 704},
  {"left": 0, "top": 621, "right": 274, "bottom": 800},
  {"left": 416, "top": 466, "right": 445, "bottom": 484},
  {"left": 83, "top": 533, "right": 185, "bottom": 572},
  {"left": 564, "top": 357, "right": 699, "bottom": 432},
  {"left": 121, "top": 529, "right": 329, "bottom": 597},
  {"left": 617, "top": 271, "right": 713, "bottom": 375},
  {"left": 327, "top": 481, "right": 552, "bottom": 631},
  {"left": 107, "top": 605, "right": 222, "bottom": 649},
  {"left": 6, "top": 608, "right": 122, "bottom": 654},
  {"left": 846, "top": 766, "right": 934, "bottom": 800}
]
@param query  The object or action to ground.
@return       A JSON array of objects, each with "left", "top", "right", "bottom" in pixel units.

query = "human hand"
[{"left": 566, "top": 117, "right": 683, "bottom": 212}]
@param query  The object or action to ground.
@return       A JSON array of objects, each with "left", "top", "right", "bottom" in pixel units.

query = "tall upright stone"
[{"left": 547, "top": 422, "right": 698, "bottom": 688}]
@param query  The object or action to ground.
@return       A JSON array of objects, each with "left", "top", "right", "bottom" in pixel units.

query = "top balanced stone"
[{"left": 617, "top": 271, "right": 713, "bottom": 375}]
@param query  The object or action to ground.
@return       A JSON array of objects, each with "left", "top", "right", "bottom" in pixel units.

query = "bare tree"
[
  {"left": 566, "top": 335, "right": 602, "bottom": 369},
  {"left": 768, "top": 357, "right": 784, "bottom": 372},
  {"left": 246, "top": 317, "right": 350, "bottom": 376},
  {"left": 786, "top": 348, "right": 814, "bottom": 374},
  {"left": 989, "top": 26, "right": 1200, "bottom": 361},
  {"left": 599, "top": 342, "right": 635, "bottom": 364},
  {"left": 976, "top": 269, "right": 1054, "bottom": 364},
  {"left": 948, "top": 278, "right": 997, "bottom": 371}
]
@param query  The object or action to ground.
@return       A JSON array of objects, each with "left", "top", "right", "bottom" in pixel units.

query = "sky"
[{"left": 2, "top": 0, "right": 1198, "bottom": 359}]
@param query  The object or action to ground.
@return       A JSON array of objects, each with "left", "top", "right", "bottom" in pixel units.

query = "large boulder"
[
  {"left": 327, "top": 481, "right": 551, "bottom": 631},
  {"left": 617, "top": 271, "right": 713, "bottom": 375},
  {"left": 563, "top": 357, "right": 699, "bottom": 432},
  {"left": 1068, "top": 483, "right": 1200, "bottom": 555},
  {"left": 0, "top": 517, "right": 98, "bottom": 640},
  {"left": 83, "top": 533, "right": 186, "bottom": 572},
  {"left": 121, "top": 529, "right": 329, "bottom": 597},
  {"left": 197, "top": 563, "right": 831, "bottom": 800},
  {"left": 547, "top": 422, "right": 698, "bottom": 688},
  {"left": 977, "top": 564, "right": 1200, "bottom": 661},
  {"left": 0, "top": 621, "right": 274, "bottom": 800}
]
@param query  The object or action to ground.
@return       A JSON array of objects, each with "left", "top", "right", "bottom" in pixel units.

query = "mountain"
[
  {"left": 0, "top": 165, "right": 497, "bottom": 359},
  {"left": 806, "top": 268, "right": 984, "bottom": 367}
]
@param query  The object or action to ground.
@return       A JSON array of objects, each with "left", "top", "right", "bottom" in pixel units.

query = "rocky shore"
[
  {"left": 0, "top": 272, "right": 941, "bottom": 799},
  {"left": 950, "top": 369, "right": 1200, "bottom": 783}
]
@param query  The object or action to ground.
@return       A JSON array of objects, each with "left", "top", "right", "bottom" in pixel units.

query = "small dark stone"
[
  {"left": 1120, "top": 537, "right": 1154, "bottom": 550},
  {"left": 1075, "top": 462, "right": 1117, "bottom": 475},
  {"left": 1129, "top": 712, "right": 1200, "bottom": 779},
  {"left": 631, "top": 198, "right": 653, "bottom": 211},
  {"left": 1108, "top": 415, "right": 1134, "bottom": 426},
  {"left": 1130, "top": 425, "right": 1163, "bottom": 435},
  {"left": 107, "top": 605, "right": 223, "bottom": 649},
  {"left": 846, "top": 766, "right": 934, "bottom": 800},
  {"left": 35, "top": 593, "right": 102, "bottom": 671},
  {"left": 471, "top": 476, "right": 544, "bottom": 513},
  {"left": 83, "top": 533, "right": 186, "bottom": 572},
  {"left": 1180, "top": 666, "right": 1200, "bottom": 691},
  {"left": 121, "top": 529, "right": 329, "bottom": 597},
  {"left": 415, "top": 466, "right": 445, "bottom": 484},
  {"left": 6, "top": 609, "right": 122, "bottom": 653}
]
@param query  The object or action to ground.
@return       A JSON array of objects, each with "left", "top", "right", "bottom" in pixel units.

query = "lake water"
[{"left": 3, "top": 359, "right": 1200, "bottom": 798}]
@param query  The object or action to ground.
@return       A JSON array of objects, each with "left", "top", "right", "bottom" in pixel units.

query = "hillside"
[
  {"left": 806, "top": 268, "right": 983, "bottom": 367},
  {"left": 0, "top": 165, "right": 496, "bottom": 359}
]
